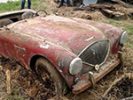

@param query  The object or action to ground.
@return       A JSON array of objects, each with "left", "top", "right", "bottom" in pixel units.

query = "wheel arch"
[
  {"left": 29, "top": 55, "right": 50, "bottom": 71},
  {"left": 29, "top": 54, "right": 69, "bottom": 93}
]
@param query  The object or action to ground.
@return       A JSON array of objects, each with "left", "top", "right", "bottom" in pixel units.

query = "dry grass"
[{"left": 0, "top": 0, "right": 133, "bottom": 100}]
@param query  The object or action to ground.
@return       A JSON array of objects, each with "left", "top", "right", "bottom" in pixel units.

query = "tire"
[{"left": 35, "top": 58, "right": 65, "bottom": 96}]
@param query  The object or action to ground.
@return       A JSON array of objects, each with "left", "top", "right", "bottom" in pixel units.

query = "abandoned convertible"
[{"left": 0, "top": 9, "right": 127, "bottom": 94}]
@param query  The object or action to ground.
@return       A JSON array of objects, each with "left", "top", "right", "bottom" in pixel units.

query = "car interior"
[{"left": 0, "top": 10, "right": 37, "bottom": 28}]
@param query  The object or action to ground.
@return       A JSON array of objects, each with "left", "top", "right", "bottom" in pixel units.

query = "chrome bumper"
[{"left": 72, "top": 58, "right": 120, "bottom": 94}]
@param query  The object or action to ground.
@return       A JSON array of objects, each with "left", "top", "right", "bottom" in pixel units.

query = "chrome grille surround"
[{"left": 78, "top": 40, "right": 110, "bottom": 66}]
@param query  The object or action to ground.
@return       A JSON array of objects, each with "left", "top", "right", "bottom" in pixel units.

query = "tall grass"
[{"left": 0, "top": 0, "right": 40, "bottom": 12}]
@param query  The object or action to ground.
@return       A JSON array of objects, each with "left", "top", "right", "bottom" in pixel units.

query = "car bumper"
[{"left": 72, "top": 57, "right": 120, "bottom": 94}]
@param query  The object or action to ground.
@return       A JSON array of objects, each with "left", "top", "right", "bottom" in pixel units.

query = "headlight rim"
[
  {"left": 69, "top": 57, "right": 83, "bottom": 75},
  {"left": 119, "top": 31, "right": 127, "bottom": 46}
]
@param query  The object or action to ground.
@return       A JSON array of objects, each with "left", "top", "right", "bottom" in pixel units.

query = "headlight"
[
  {"left": 120, "top": 31, "right": 127, "bottom": 46},
  {"left": 69, "top": 57, "right": 83, "bottom": 75}
]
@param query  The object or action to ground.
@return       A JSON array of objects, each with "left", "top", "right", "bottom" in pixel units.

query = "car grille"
[{"left": 79, "top": 40, "right": 110, "bottom": 65}]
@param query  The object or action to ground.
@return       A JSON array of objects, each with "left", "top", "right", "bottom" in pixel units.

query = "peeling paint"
[
  {"left": 40, "top": 44, "right": 50, "bottom": 49},
  {"left": 0, "top": 11, "right": 124, "bottom": 93}
]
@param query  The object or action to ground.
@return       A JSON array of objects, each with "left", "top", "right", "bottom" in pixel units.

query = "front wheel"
[{"left": 35, "top": 58, "right": 65, "bottom": 98}]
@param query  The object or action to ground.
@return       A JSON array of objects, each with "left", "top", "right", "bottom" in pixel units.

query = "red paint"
[{"left": 0, "top": 12, "right": 123, "bottom": 91}]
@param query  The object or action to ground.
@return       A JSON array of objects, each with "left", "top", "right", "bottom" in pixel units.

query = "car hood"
[{"left": 8, "top": 15, "right": 107, "bottom": 55}]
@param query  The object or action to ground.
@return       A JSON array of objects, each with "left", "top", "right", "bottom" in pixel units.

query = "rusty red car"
[{"left": 0, "top": 9, "right": 127, "bottom": 94}]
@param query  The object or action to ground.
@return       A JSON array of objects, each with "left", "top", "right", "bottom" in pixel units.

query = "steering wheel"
[{"left": 36, "top": 10, "right": 48, "bottom": 17}]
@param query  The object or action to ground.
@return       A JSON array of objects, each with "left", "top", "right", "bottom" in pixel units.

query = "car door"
[
  {"left": 0, "top": 29, "right": 7, "bottom": 57},
  {"left": 0, "top": 28, "right": 16, "bottom": 59},
  {"left": 6, "top": 30, "right": 29, "bottom": 66}
]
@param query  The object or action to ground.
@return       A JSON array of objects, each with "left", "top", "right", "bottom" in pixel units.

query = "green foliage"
[
  {"left": 0, "top": 0, "right": 41, "bottom": 13},
  {"left": 0, "top": 1, "right": 20, "bottom": 12}
]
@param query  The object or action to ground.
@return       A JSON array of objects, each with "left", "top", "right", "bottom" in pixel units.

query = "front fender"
[{"left": 28, "top": 41, "right": 78, "bottom": 88}]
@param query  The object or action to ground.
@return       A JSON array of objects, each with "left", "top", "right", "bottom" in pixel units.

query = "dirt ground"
[{"left": 0, "top": 0, "right": 133, "bottom": 100}]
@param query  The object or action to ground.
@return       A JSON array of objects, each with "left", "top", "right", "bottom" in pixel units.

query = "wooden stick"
[
  {"left": 103, "top": 75, "right": 125, "bottom": 97},
  {"left": 103, "top": 73, "right": 133, "bottom": 98},
  {"left": 121, "top": 96, "right": 133, "bottom": 100},
  {"left": 6, "top": 69, "right": 11, "bottom": 94},
  {"left": 0, "top": 65, "right": 3, "bottom": 71},
  {"left": 111, "top": 0, "right": 133, "bottom": 8}
]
